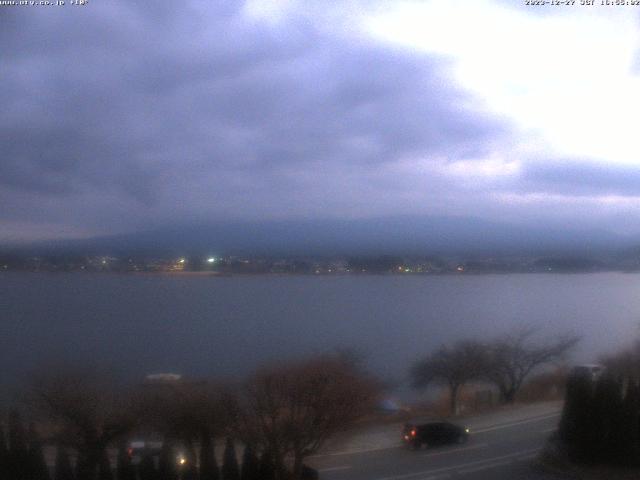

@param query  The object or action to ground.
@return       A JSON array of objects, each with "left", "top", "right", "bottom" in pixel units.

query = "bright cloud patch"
[{"left": 365, "top": 1, "right": 640, "bottom": 164}]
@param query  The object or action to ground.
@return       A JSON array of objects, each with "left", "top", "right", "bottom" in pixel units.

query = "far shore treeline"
[{"left": 0, "top": 252, "right": 633, "bottom": 275}]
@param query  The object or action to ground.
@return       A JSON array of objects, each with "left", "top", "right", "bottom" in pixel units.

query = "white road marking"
[
  {"left": 421, "top": 443, "right": 488, "bottom": 458},
  {"left": 456, "top": 450, "right": 542, "bottom": 475},
  {"left": 308, "top": 445, "right": 402, "bottom": 459},
  {"left": 374, "top": 448, "right": 541, "bottom": 480},
  {"left": 457, "top": 459, "right": 513, "bottom": 474},
  {"left": 518, "top": 453, "right": 538, "bottom": 461},
  {"left": 540, "top": 427, "right": 557, "bottom": 433},
  {"left": 318, "top": 465, "right": 352, "bottom": 473},
  {"left": 310, "top": 410, "right": 558, "bottom": 459},
  {"left": 472, "top": 412, "right": 560, "bottom": 434}
]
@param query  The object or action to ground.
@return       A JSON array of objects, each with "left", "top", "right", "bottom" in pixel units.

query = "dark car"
[{"left": 402, "top": 421, "right": 470, "bottom": 449}]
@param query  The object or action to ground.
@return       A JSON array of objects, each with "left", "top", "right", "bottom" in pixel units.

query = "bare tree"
[
  {"left": 239, "top": 354, "right": 380, "bottom": 480},
  {"left": 484, "top": 328, "right": 580, "bottom": 404},
  {"left": 411, "top": 341, "right": 487, "bottom": 415},
  {"left": 25, "top": 368, "right": 143, "bottom": 480},
  {"left": 138, "top": 376, "right": 235, "bottom": 462}
]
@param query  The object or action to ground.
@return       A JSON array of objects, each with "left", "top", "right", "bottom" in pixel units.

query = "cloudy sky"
[{"left": 2, "top": 0, "right": 640, "bottom": 243}]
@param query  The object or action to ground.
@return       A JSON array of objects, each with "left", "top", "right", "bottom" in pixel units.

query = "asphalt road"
[{"left": 308, "top": 411, "right": 565, "bottom": 480}]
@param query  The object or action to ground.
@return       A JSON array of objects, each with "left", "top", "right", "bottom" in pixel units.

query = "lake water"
[{"left": 2, "top": 272, "right": 640, "bottom": 397}]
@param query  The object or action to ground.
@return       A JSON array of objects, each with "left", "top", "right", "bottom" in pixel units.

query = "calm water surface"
[{"left": 2, "top": 272, "right": 640, "bottom": 394}]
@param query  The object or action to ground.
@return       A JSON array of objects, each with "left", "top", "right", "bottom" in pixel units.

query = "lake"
[{"left": 2, "top": 272, "right": 639, "bottom": 397}]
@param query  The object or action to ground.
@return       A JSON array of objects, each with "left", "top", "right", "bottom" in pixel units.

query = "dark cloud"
[{"left": 0, "top": 0, "right": 505, "bottom": 240}]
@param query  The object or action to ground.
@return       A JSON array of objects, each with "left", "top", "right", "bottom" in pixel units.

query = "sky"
[{"left": 2, "top": 0, "right": 640, "bottom": 244}]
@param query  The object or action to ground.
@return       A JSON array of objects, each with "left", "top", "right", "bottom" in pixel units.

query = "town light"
[{"left": 207, "top": 257, "right": 216, "bottom": 263}]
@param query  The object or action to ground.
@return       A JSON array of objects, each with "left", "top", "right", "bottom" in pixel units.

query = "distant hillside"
[{"left": 10, "top": 215, "right": 631, "bottom": 258}]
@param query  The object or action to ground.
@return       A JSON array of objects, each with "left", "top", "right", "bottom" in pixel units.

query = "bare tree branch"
[
  {"left": 483, "top": 328, "right": 580, "bottom": 403},
  {"left": 411, "top": 341, "right": 487, "bottom": 415},
  {"left": 238, "top": 354, "right": 380, "bottom": 480}
]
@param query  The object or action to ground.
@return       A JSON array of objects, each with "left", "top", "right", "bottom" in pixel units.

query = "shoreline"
[{"left": 2, "top": 269, "right": 640, "bottom": 276}]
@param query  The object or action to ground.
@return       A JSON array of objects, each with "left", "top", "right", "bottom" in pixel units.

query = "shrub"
[
  {"left": 54, "top": 446, "right": 75, "bottom": 480},
  {"left": 257, "top": 450, "right": 275, "bottom": 480},
  {"left": 116, "top": 442, "right": 135, "bottom": 480},
  {"left": 199, "top": 433, "right": 220, "bottom": 480},
  {"left": 559, "top": 371, "right": 640, "bottom": 466},
  {"left": 559, "top": 372, "right": 594, "bottom": 462},
  {"left": 98, "top": 450, "right": 114, "bottom": 480},
  {"left": 7, "top": 410, "right": 29, "bottom": 479},
  {"left": 239, "top": 444, "right": 259, "bottom": 480},
  {"left": 157, "top": 440, "right": 177, "bottom": 480},
  {"left": 138, "top": 452, "right": 157, "bottom": 480},
  {"left": 222, "top": 437, "right": 240, "bottom": 480},
  {"left": 0, "top": 423, "right": 8, "bottom": 479},
  {"left": 27, "top": 423, "right": 51, "bottom": 480}
]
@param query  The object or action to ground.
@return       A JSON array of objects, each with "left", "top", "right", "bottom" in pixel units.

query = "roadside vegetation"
[
  {"left": 0, "top": 329, "right": 584, "bottom": 479},
  {"left": 411, "top": 328, "right": 580, "bottom": 415},
  {"left": 556, "top": 339, "right": 640, "bottom": 467},
  {"left": 0, "top": 353, "right": 379, "bottom": 480}
]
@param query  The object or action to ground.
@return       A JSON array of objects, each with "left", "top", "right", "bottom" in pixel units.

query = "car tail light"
[{"left": 410, "top": 429, "right": 416, "bottom": 437}]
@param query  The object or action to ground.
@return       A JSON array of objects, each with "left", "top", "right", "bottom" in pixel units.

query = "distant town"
[{"left": 1, "top": 252, "right": 640, "bottom": 274}]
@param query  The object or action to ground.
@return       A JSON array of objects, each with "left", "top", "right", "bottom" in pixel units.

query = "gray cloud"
[
  {"left": 520, "top": 160, "right": 640, "bottom": 198},
  {"left": 0, "top": 0, "right": 506, "bottom": 240}
]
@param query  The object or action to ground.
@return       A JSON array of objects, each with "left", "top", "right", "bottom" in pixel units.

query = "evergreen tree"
[
  {"left": 181, "top": 445, "right": 198, "bottom": 480},
  {"left": 28, "top": 422, "right": 51, "bottom": 480},
  {"left": 258, "top": 450, "right": 276, "bottom": 480},
  {"left": 199, "top": 433, "right": 219, "bottom": 480},
  {"left": 591, "top": 373, "right": 624, "bottom": 463},
  {"left": 98, "top": 449, "right": 114, "bottom": 480},
  {"left": 608, "top": 377, "right": 630, "bottom": 465},
  {"left": 115, "top": 443, "right": 135, "bottom": 480},
  {"left": 221, "top": 438, "right": 239, "bottom": 480},
  {"left": 257, "top": 449, "right": 275, "bottom": 480},
  {"left": 239, "top": 444, "right": 259, "bottom": 480},
  {"left": 0, "top": 423, "right": 8, "bottom": 480},
  {"left": 619, "top": 380, "right": 640, "bottom": 466},
  {"left": 76, "top": 448, "right": 97, "bottom": 480},
  {"left": 559, "top": 373, "right": 594, "bottom": 462},
  {"left": 138, "top": 451, "right": 157, "bottom": 480},
  {"left": 157, "top": 441, "right": 177, "bottom": 480},
  {"left": 54, "top": 446, "right": 75, "bottom": 480},
  {"left": 7, "top": 410, "right": 29, "bottom": 479}
]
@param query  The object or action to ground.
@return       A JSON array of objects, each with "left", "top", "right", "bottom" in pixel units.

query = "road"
[{"left": 308, "top": 407, "right": 565, "bottom": 480}]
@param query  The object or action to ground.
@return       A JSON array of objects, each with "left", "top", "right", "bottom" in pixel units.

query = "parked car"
[{"left": 402, "top": 421, "right": 469, "bottom": 449}]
